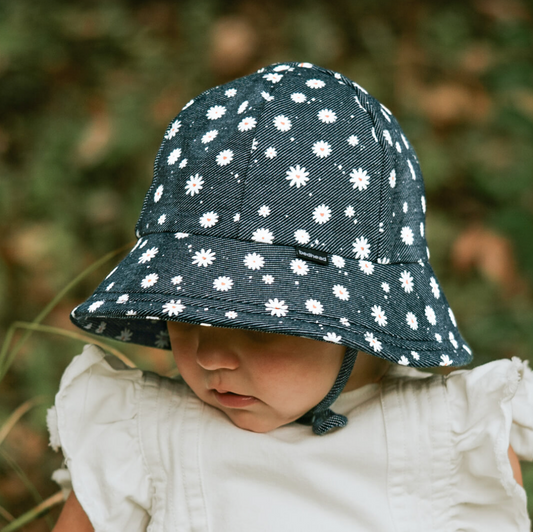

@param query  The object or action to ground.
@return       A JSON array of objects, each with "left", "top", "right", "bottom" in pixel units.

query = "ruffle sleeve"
[
  {"left": 446, "top": 356, "right": 533, "bottom": 531},
  {"left": 47, "top": 344, "right": 154, "bottom": 532}
]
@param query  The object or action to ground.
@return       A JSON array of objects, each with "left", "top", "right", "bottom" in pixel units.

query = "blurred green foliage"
[{"left": 1, "top": 0, "right": 532, "bottom": 528}]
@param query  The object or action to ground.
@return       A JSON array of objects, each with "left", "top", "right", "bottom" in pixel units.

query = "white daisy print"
[
  {"left": 258, "top": 205, "right": 270, "bottom": 217},
  {"left": 95, "top": 322, "right": 107, "bottom": 334},
  {"left": 141, "top": 273, "right": 159, "bottom": 288},
  {"left": 435, "top": 333, "right": 442, "bottom": 343},
  {"left": 407, "top": 159, "right": 416, "bottom": 180},
  {"left": 138, "top": 247, "right": 159, "bottom": 264},
  {"left": 383, "top": 130, "right": 393, "bottom": 146},
  {"left": 399, "top": 271, "right": 414, "bottom": 293},
  {"left": 305, "top": 299, "right": 324, "bottom": 315},
  {"left": 192, "top": 248, "right": 215, "bottom": 267},
  {"left": 117, "top": 294, "right": 129, "bottom": 304},
  {"left": 371, "top": 305, "right": 387, "bottom": 326},
  {"left": 158, "top": 214, "right": 166, "bottom": 225},
  {"left": 252, "top": 228, "right": 274, "bottom": 244},
  {"left": 175, "top": 232, "right": 189, "bottom": 239},
  {"left": 155, "top": 331, "right": 170, "bottom": 349},
  {"left": 238, "top": 101, "right": 248, "bottom": 113},
  {"left": 340, "top": 317, "right": 350, "bottom": 326},
  {"left": 411, "top": 351, "right": 420, "bottom": 360},
  {"left": 344, "top": 205, "right": 355, "bottom": 217},
  {"left": 420, "top": 222, "right": 424, "bottom": 237},
  {"left": 265, "top": 147, "right": 277, "bottom": 158},
  {"left": 425, "top": 306, "right": 437, "bottom": 325},
  {"left": 165, "top": 120, "right": 181, "bottom": 139},
  {"left": 273, "top": 64, "right": 291, "bottom": 71},
  {"left": 372, "top": 128, "right": 378, "bottom": 142},
  {"left": 389, "top": 169, "right": 396, "bottom": 188},
  {"left": 440, "top": 355, "right": 452, "bottom": 367},
  {"left": 206, "top": 105, "right": 226, "bottom": 120},
  {"left": 294, "top": 229, "right": 310, "bottom": 244},
  {"left": 265, "top": 298, "right": 288, "bottom": 317},
  {"left": 306, "top": 79, "right": 325, "bottom": 89},
  {"left": 162, "top": 300, "right": 185, "bottom": 316},
  {"left": 401, "top": 227, "right": 414, "bottom": 246},
  {"left": 261, "top": 91, "right": 274, "bottom": 101},
  {"left": 225, "top": 88, "right": 237, "bottom": 97},
  {"left": 216, "top": 149, "right": 234, "bottom": 166},
  {"left": 126, "top": 310, "right": 136, "bottom": 316},
  {"left": 291, "top": 92, "right": 307, "bottom": 103},
  {"left": 213, "top": 276, "right": 233, "bottom": 291},
  {"left": 403, "top": 203, "right": 408, "bottom": 213},
  {"left": 347, "top": 135, "right": 359, "bottom": 146},
  {"left": 430, "top": 277, "right": 440, "bottom": 299},
  {"left": 167, "top": 148, "right": 182, "bottom": 165},
  {"left": 286, "top": 165, "right": 309, "bottom": 188},
  {"left": 463, "top": 344, "right": 472, "bottom": 355},
  {"left": 317, "top": 109, "right": 337, "bottom": 123},
  {"left": 381, "top": 282, "right": 390, "bottom": 293},
  {"left": 421, "top": 195, "right": 426, "bottom": 213},
  {"left": 332, "top": 255, "right": 345, "bottom": 268},
  {"left": 243, "top": 252, "right": 265, "bottom": 270},
  {"left": 182, "top": 99, "right": 194, "bottom": 110},
  {"left": 449, "top": 332, "right": 458, "bottom": 349},
  {"left": 115, "top": 328, "right": 133, "bottom": 342},
  {"left": 199, "top": 211, "right": 219, "bottom": 228},
  {"left": 396, "top": 142, "right": 402, "bottom": 153},
  {"left": 233, "top": 213, "right": 240, "bottom": 222},
  {"left": 290, "top": 259, "right": 309, "bottom": 276},
  {"left": 350, "top": 168, "right": 370, "bottom": 191},
  {"left": 223, "top": 311, "right": 237, "bottom": 320},
  {"left": 88, "top": 300, "right": 104, "bottom": 313},
  {"left": 154, "top": 185, "right": 164, "bottom": 202},
  {"left": 353, "top": 236, "right": 370, "bottom": 259},
  {"left": 273, "top": 115, "right": 292, "bottom": 132},
  {"left": 105, "top": 282, "right": 115, "bottom": 291},
  {"left": 171, "top": 275, "right": 183, "bottom": 285},
  {"left": 185, "top": 174, "right": 204, "bottom": 196},
  {"left": 364, "top": 332, "right": 382, "bottom": 352},
  {"left": 238, "top": 117, "right": 257, "bottom": 131},
  {"left": 449, "top": 308, "right": 457, "bottom": 327},
  {"left": 251, "top": 139, "right": 258, "bottom": 150},
  {"left": 263, "top": 73, "right": 283, "bottom": 83},
  {"left": 201, "top": 130, "right": 218, "bottom": 143},
  {"left": 323, "top": 332, "right": 342, "bottom": 343},
  {"left": 406, "top": 312, "right": 418, "bottom": 330},
  {"left": 312, "top": 204, "right": 331, "bottom": 224},
  {"left": 262, "top": 274, "right": 274, "bottom": 284},
  {"left": 332, "top": 285, "right": 350, "bottom": 301},
  {"left": 359, "top": 260, "right": 374, "bottom": 275},
  {"left": 398, "top": 356, "right": 409, "bottom": 366},
  {"left": 312, "top": 141, "right": 332, "bottom": 158}
]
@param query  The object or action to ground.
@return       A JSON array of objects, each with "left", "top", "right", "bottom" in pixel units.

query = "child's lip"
[{"left": 212, "top": 389, "right": 259, "bottom": 408}]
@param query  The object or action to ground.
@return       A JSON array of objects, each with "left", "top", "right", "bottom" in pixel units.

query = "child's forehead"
[{"left": 137, "top": 62, "right": 427, "bottom": 265}]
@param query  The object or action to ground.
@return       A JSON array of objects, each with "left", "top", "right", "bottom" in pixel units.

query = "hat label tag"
[{"left": 295, "top": 247, "right": 328, "bottom": 265}]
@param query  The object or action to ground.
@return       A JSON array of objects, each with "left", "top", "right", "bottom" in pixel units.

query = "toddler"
[{"left": 47, "top": 62, "right": 533, "bottom": 531}]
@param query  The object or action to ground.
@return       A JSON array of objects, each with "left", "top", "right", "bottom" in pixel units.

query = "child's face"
[{"left": 167, "top": 321, "right": 346, "bottom": 433}]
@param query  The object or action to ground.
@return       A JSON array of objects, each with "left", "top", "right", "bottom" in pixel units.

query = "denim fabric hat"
[{"left": 71, "top": 61, "right": 473, "bottom": 373}]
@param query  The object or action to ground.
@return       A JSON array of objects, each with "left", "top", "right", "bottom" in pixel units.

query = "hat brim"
[{"left": 71, "top": 232, "right": 473, "bottom": 368}]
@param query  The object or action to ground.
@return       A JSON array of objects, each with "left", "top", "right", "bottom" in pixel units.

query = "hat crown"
[{"left": 136, "top": 62, "right": 427, "bottom": 264}]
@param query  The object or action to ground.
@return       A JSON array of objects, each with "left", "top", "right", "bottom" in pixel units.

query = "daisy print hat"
[{"left": 71, "top": 61, "right": 473, "bottom": 369}]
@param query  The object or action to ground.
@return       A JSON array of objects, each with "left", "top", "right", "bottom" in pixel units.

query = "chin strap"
[{"left": 296, "top": 347, "right": 358, "bottom": 435}]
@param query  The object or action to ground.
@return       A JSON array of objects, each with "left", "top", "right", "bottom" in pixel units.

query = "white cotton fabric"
[{"left": 49, "top": 344, "right": 533, "bottom": 532}]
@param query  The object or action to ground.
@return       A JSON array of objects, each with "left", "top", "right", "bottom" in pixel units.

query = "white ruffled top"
[{"left": 48, "top": 344, "right": 533, "bottom": 531}]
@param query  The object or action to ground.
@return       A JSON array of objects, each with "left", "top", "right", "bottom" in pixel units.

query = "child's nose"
[{"left": 195, "top": 346, "right": 240, "bottom": 371}]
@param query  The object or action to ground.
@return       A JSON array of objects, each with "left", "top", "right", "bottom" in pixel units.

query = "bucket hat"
[{"left": 71, "top": 61, "right": 473, "bottom": 371}]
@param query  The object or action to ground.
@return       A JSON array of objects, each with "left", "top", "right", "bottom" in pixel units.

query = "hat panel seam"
[{"left": 235, "top": 70, "right": 290, "bottom": 242}]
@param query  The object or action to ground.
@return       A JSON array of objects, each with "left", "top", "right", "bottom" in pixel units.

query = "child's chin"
[{"left": 224, "top": 411, "right": 289, "bottom": 433}]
